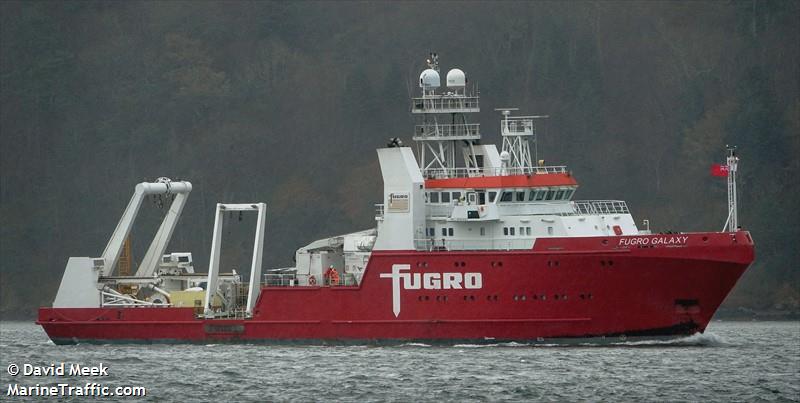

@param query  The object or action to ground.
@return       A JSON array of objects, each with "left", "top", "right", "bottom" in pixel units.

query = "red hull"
[{"left": 38, "top": 232, "right": 753, "bottom": 344}]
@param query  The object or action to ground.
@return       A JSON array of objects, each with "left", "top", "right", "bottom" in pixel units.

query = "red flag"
[{"left": 711, "top": 163, "right": 729, "bottom": 177}]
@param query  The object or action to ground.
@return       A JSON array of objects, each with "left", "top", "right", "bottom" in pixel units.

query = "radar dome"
[
  {"left": 446, "top": 68, "right": 466, "bottom": 87},
  {"left": 419, "top": 69, "right": 440, "bottom": 89}
]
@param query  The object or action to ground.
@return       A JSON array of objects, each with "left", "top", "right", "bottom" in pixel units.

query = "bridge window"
[
  {"left": 564, "top": 189, "right": 574, "bottom": 200},
  {"left": 452, "top": 191, "right": 462, "bottom": 201},
  {"left": 500, "top": 191, "right": 513, "bottom": 202},
  {"left": 535, "top": 190, "right": 546, "bottom": 201},
  {"left": 442, "top": 228, "right": 447, "bottom": 236},
  {"left": 441, "top": 192, "right": 451, "bottom": 203},
  {"left": 478, "top": 192, "right": 486, "bottom": 205},
  {"left": 519, "top": 227, "right": 524, "bottom": 236},
  {"left": 545, "top": 190, "right": 555, "bottom": 200},
  {"left": 448, "top": 228, "right": 454, "bottom": 236},
  {"left": 526, "top": 227, "right": 532, "bottom": 236},
  {"left": 510, "top": 227, "right": 515, "bottom": 236},
  {"left": 528, "top": 190, "right": 537, "bottom": 201},
  {"left": 489, "top": 191, "right": 497, "bottom": 202},
  {"left": 503, "top": 227, "right": 509, "bottom": 236},
  {"left": 515, "top": 191, "right": 525, "bottom": 202},
  {"left": 555, "top": 190, "right": 565, "bottom": 200},
  {"left": 430, "top": 192, "right": 440, "bottom": 203}
]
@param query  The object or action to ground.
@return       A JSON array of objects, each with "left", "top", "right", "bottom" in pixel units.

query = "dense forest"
[{"left": 1, "top": 1, "right": 798, "bottom": 319}]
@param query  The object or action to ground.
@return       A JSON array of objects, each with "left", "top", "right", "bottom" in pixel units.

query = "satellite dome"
[
  {"left": 446, "top": 68, "right": 466, "bottom": 87},
  {"left": 500, "top": 151, "right": 511, "bottom": 161},
  {"left": 419, "top": 69, "right": 440, "bottom": 89}
]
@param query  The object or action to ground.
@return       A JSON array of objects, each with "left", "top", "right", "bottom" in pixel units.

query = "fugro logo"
[{"left": 379, "top": 264, "right": 483, "bottom": 317}]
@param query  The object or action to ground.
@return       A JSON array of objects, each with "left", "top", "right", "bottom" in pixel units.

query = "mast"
[
  {"left": 495, "top": 108, "right": 548, "bottom": 175},
  {"left": 411, "top": 53, "right": 481, "bottom": 178},
  {"left": 723, "top": 145, "right": 739, "bottom": 232}
]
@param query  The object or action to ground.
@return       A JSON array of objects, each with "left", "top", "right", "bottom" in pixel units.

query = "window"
[
  {"left": 526, "top": 227, "right": 532, "bottom": 236},
  {"left": 452, "top": 191, "right": 462, "bottom": 201},
  {"left": 488, "top": 191, "right": 497, "bottom": 203},
  {"left": 547, "top": 226, "right": 554, "bottom": 235},
  {"left": 430, "top": 192, "right": 440, "bottom": 203},
  {"left": 442, "top": 228, "right": 447, "bottom": 236},
  {"left": 475, "top": 155, "right": 484, "bottom": 168},
  {"left": 500, "top": 191, "right": 513, "bottom": 202},
  {"left": 555, "top": 190, "right": 565, "bottom": 200},
  {"left": 535, "top": 190, "right": 546, "bottom": 201},
  {"left": 448, "top": 228, "right": 454, "bottom": 236},
  {"left": 510, "top": 227, "right": 515, "bottom": 236},
  {"left": 516, "top": 191, "right": 525, "bottom": 202},
  {"left": 528, "top": 190, "right": 537, "bottom": 201},
  {"left": 480, "top": 227, "right": 486, "bottom": 236},
  {"left": 545, "top": 190, "right": 555, "bottom": 200},
  {"left": 441, "top": 192, "right": 451, "bottom": 203},
  {"left": 427, "top": 228, "right": 435, "bottom": 237},
  {"left": 564, "top": 189, "right": 574, "bottom": 200},
  {"left": 519, "top": 227, "right": 524, "bottom": 236},
  {"left": 478, "top": 192, "right": 486, "bottom": 205},
  {"left": 503, "top": 227, "right": 509, "bottom": 236}
]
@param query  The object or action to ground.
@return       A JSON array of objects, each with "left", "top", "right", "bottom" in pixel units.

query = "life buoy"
[
  {"left": 308, "top": 275, "right": 317, "bottom": 286},
  {"left": 330, "top": 271, "right": 340, "bottom": 286}
]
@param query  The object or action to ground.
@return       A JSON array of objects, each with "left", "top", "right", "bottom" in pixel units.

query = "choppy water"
[{"left": 1, "top": 321, "right": 798, "bottom": 402}]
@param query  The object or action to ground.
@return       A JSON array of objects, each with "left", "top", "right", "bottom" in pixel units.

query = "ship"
[{"left": 38, "top": 54, "right": 754, "bottom": 344}]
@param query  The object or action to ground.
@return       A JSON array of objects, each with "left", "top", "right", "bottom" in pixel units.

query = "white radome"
[
  {"left": 419, "top": 69, "right": 440, "bottom": 89},
  {"left": 446, "top": 68, "right": 466, "bottom": 87}
]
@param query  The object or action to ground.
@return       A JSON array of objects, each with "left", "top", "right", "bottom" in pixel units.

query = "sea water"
[{"left": 1, "top": 321, "right": 798, "bottom": 402}]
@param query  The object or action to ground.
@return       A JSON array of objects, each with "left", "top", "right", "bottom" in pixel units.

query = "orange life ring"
[{"left": 308, "top": 275, "right": 317, "bottom": 286}]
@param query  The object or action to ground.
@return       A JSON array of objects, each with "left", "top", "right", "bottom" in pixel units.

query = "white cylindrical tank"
[
  {"left": 446, "top": 68, "right": 466, "bottom": 87},
  {"left": 419, "top": 69, "right": 440, "bottom": 89}
]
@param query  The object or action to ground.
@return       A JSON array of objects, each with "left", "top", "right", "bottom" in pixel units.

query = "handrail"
[
  {"left": 411, "top": 96, "right": 480, "bottom": 112},
  {"left": 422, "top": 166, "right": 568, "bottom": 179},
  {"left": 413, "top": 238, "right": 535, "bottom": 251},
  {"left": 413, "top": 123, "right": 481, "bottom": 139},
  {"left": 567, "top": 200, "right": 629, "bottom": 215}
]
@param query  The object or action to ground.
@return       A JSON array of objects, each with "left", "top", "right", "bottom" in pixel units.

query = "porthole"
[
  {"left": 521, "top": 295, "right": 526, "bottom": 301},
  {"left": 554, "top": 294, "right": 560, "bottom": 300}
]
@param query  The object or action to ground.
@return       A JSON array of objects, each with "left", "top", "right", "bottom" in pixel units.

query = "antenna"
[{"left": 427, "top": 52, "right": 439, "bottom": 72}]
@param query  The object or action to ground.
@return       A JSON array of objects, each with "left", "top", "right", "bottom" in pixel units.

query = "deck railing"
[
  {"left": 413, "top": 123, "right": 481, "bottom": 139},
  {"left": 569, "top": 200, "right": 630, "bottom": 215},
  {"left": 411, "top": 96, "right": 480, "bottom": 113},
  {"left": 422, "top": 166, "right": 567, "bottom": 179},
  {"left": 413, "top": 238, "right": 535, "bottom": 251}
]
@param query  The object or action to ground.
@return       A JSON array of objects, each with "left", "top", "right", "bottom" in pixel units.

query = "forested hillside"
[{"left": 1, "top": 1, "right": 798, "bottom": 319}]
